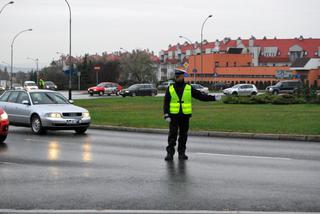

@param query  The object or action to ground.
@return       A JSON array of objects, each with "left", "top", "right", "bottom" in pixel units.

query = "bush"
[
  {"left": 309, "top": 95, "right": 320, "bottom": 104},
  {"left": 271, "top": 94, "right": 306, "bottom": 105},
  {"left": 223, "top": 94, "right": 306, "bottom": 105}
]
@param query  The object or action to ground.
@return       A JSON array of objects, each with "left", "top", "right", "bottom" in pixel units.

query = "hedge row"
[{"left": 222, "top": 94, "right": 312, "bottom": 105}]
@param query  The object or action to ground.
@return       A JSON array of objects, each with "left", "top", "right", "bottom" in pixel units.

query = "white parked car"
[
  {"left": 223, "top": 84, "right": 258, "bottom": 96},
  {"left": 24, "top": 81, "right": 38, "bottom": 90},
  {"left": 191, "top": 84, "right": 209, "bottom": 94}
]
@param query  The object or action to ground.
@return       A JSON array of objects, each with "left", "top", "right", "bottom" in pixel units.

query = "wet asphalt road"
[{"left": 0, "top": 127, "right": 320, "bottom": 212}]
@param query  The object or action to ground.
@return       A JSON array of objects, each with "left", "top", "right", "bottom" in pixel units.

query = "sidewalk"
[{"left": 90, "top": 125, "right": 320, "bottom": 142}]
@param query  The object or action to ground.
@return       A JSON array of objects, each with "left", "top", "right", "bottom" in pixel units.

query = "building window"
[
  {"left": 215, "top": 61, "right": 219, "bottom": 67},
  {"left": 234, "top": 62, "right": 237, "bottom": 67},
  {"left": 226, "top": 62, "right": 229, "bottom": 67}
]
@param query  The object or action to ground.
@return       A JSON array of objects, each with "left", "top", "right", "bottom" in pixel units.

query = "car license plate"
[{"left": 67, "top": 119, "right": 78, "bottom": 125}]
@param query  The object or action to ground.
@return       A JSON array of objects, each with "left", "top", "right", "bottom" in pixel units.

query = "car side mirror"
[
  {"left": 69, "top": 100, "right": 74, "bottom": 104},
  {"left": 22, "top": 100, "right": 30, "bottom": 105}
]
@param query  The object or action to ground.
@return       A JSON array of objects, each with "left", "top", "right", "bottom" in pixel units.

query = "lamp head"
[
  {"left": 208, "top": 15, "right": 213, "bottom": 18},
  {"left": 9, "top": 1, "right": 14, "bottom": 4}
]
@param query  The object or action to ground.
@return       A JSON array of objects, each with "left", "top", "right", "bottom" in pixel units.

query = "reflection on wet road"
[{"left": 0, "top": 127, "right": 320, "bottom": 211}]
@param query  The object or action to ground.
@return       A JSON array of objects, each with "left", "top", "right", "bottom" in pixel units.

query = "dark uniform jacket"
[{"left": 163, "top": 81, "right": 216, "bottom": 118}]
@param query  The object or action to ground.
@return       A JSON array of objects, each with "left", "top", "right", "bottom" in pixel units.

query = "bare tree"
[{"left": 120, "top": 50, "right": 156, "bottom": 83}]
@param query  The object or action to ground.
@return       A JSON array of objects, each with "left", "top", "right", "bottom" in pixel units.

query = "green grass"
[{"left": 75, "top": 97, "right": 320, "bottom": 135}]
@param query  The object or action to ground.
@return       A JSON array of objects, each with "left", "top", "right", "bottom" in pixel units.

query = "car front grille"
[{"left": 62, "top": 112, "right": 82, "bottom": 117}]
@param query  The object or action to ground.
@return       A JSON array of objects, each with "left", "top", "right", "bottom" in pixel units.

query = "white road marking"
[
  {"left": 0, "top": 161, "right": 18, "bottom": 165},
  {"left": 196, "top": 152, "right": 292, "bottom": 161},
  {"left": 0, "top": 210, "right": 317, "bottom": 214}
]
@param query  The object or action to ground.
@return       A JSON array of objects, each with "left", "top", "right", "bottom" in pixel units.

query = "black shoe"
[
  {"left": 179, "top": 154, "right": 188, "bottom": 160},
  {"left": 164, "top": 154, "right": 173, "bottom": 161}
]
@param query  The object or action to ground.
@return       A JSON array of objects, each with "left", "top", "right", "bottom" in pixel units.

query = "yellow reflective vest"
[{"left": 169, "top": 84, "right": 192, "bottom": 115}]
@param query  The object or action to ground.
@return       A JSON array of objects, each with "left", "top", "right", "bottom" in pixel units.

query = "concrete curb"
[{"left": 90, "top": 125, "right": 320, "bottom": 142}]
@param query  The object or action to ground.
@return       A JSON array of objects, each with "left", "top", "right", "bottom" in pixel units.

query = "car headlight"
[
  {"left": 125, "top": 90, "right": 129, "bottom": 93},
  {"left": 46, "top": 113, "right": 62, "bottom": 118},
  {"left": 0, "top": 112, "right": 8, "bottom": 121},
  {"left": 82, "top": 112, "right": 90, "bottom": 118}
]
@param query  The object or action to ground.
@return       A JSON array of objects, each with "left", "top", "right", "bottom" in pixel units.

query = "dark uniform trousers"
[{"left": 166, "top": 115, "right": 190, "bottom": 156}]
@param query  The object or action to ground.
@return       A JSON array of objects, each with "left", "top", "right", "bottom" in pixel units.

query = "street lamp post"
[
  {"left": 64, "top": 0, "right": 72, "bottom": 100},
  {"left": 200, "top": 14, "right": 213, "bottom": 82},
  {"left": 10, "top": 28, "right": 32, "bottom": 89},
  {"left": 0, "top": 1, "right": 14, "bottom": 15},
  {"left": 27, "top": 57, "right": 39, "bottom": 85},
  {"left": 179, "top": 35, "right": 197, "bottom": 84}
]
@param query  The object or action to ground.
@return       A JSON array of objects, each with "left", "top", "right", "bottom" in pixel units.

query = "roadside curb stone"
[{"left": 90, "top": 125, "right": 320, "bottom": 142}]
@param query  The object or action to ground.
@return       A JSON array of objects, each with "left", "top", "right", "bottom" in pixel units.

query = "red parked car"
[
  {"left": 87, "top": 82, "right": 122, "bottom": 96},
  {"left": 0, "top": 108, "right": 9, "bottom": 143}
]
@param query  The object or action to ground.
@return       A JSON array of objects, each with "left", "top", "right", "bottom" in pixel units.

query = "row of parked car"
[
  {"left": 88, "top": 82, "right": 158, "bottom": 97},
  {"left": 8, "top": 81, "right": 58, "bottom": 91},
  {"left": 87, "top": 82, "right": 211, "bottom": 98},
  {"left": 222, "top": 80, "right": 304, "bottom": 96},
  {"left": 87, "top": 80, "right": 304, "bottom": 98}
]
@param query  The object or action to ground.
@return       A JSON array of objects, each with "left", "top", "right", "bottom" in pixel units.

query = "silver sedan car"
[{"left": 0, "top": 90, "right": 91, "bottom": 134}]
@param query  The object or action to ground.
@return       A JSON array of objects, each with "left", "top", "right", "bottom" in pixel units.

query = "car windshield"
[
  {"left": 192, "top": 84, "right": 201, "bottom": 89},
  {"left": 275, "top": 82, "right": 282, "bottom": 87},
  {"left": 232, "top": 85, "right": 241, "bottom": 88},
  {"left": 128, "top": 85, "right": 139, "bottom": 90},
  {"left": 26, "top": 82, "right": 36, "bottom": 86},
  {"left": 45, "top": 82, "right": 54, "bottom": 85},
  {"left": 97, "top": 83, "right": 107, "bottom": 87},
  {"left": 30, "top": 92, "right": 69, "bottom": 105}
]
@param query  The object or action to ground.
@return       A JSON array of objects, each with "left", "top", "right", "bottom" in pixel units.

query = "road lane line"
[
  {"left": 0, "top": 161, "right": 19, "bottom": 165},
  {"left": 196, "top": 152, "right": 292, "bottom": 161},
  {"left": 0, "top": 210, "right": 317, "bottom": 214}
]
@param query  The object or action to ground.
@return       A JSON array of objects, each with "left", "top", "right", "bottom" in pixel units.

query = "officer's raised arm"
[{"left": 191, "top": 86, "right": 217, "bottom": 101}]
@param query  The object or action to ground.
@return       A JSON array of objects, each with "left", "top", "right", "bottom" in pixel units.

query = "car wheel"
[
  {"left": 132, "top": 92, "right": 136, "bottom": 97},
  {"left": 75, "top": 127, "right": 87, "bottom": 134},
  {"left": 0, "top": 135, "right": 7, "bottom": 143},
  {"left": 232, "top": 91, "right": 238, "bottom": 96},
  {"left": 273, "top": 90, "right": 279, "bottom": 95},
  {"left": 151, "top": 92, "right": 155, "bottom": 96},
  {"left": 99, "top": 91, "right": 104, "bottom": 96},
  {"left": 89, "top": 93, "right": 93, "bottom": 96},
  {"left": 251, "top": 92, "right": 257, "bottom": 96},
  {"left": 31, "top": 115, "right": 46, "bottom": 135}
]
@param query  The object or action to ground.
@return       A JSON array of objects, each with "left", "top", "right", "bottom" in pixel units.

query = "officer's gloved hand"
[{"left": 164, "top": 114, "right": 171, "bottom": 123}]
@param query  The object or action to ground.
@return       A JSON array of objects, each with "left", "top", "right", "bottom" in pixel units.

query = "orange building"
[{"left": 185, "top": 53, "right": 320, "bottom": 88}]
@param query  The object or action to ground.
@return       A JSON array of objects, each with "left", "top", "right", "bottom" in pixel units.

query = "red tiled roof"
[
  {"left": 253, "top": 38, "right": 320, "bottom": 58},
  {"left": 162, "top": 38, "right": 320, "bottom": 59},
  {"left": 259, "top": 56, "right": 290, "bottom": 63}
]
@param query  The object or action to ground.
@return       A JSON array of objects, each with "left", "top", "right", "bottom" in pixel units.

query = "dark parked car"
[
  {"left": 44, "top": 81, "right": 58, "bottom": 90},
  {"left": 212, "top": 82, "right": 231, "bottom": 90},
  {"left": 266, "top": 80, "right": 303, "bottom": 95},
  {"left": 157, "top": 80, "right": 174, "bottom": 90},
  {"left": 120, "top": 84, "right": 157, "bottom": 97}
]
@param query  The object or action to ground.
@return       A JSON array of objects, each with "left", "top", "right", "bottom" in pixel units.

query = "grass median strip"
[{"left": 75, "top": 97, "right": 320, "bottom": 135}]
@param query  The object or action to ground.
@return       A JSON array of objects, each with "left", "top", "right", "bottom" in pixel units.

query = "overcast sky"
[{"left": 0, "top": 0, "right": 319, "bottom": 69}]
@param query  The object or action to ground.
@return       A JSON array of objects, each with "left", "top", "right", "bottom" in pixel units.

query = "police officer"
[
  {"left": 39, "top": 79, "right": 45, "bottom": 89},
  {"left": 163, "top": 68, "right": 218, "bottom": 161}
]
